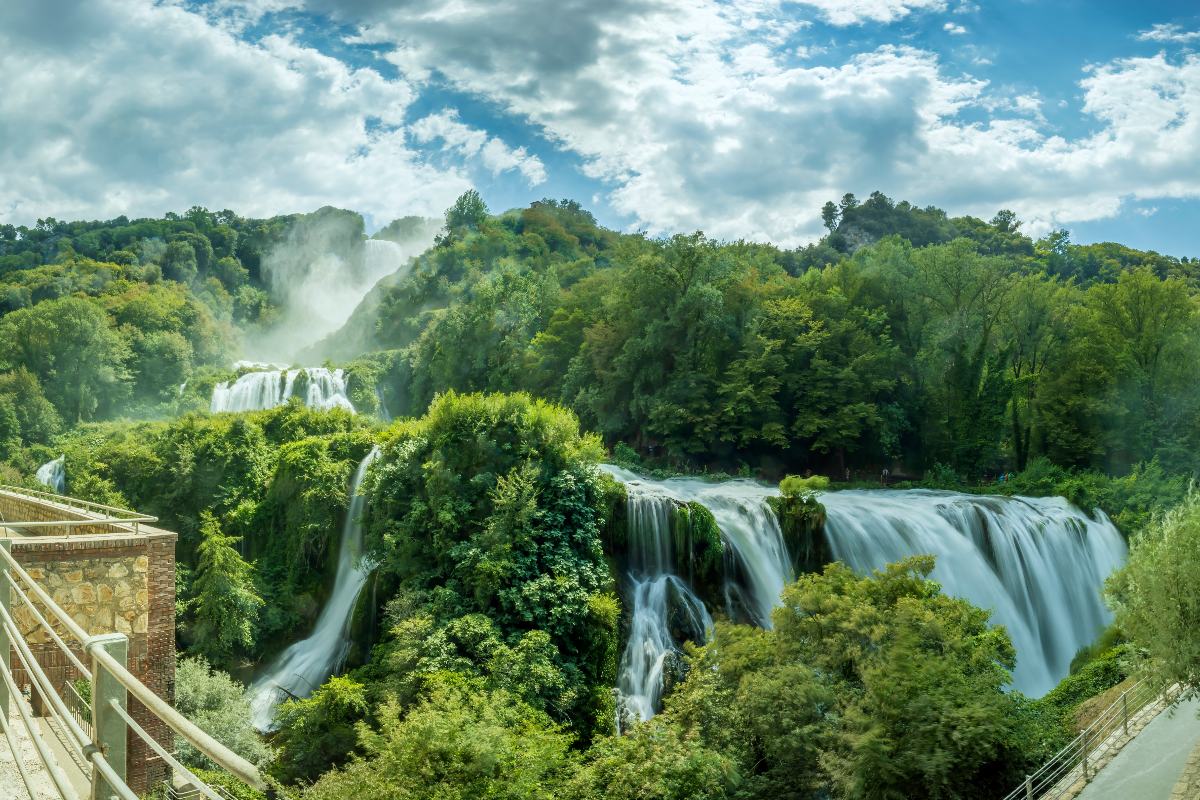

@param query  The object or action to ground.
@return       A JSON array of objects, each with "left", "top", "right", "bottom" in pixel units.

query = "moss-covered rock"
[
  {"left": 768, "top": 475, "right": 830, "bottom": 575},
  {"left": 671, "top": 501, "right": 724, "bottom": 608},
  {"left": 598, "top": 472, "right": 628, "bottom": 553}
]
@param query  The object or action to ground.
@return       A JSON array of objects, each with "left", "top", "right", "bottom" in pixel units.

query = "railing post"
[
  {"left": 0, "top": 539, "right": 10, "bottom": 720},
  {"left": 90, "top": 632, "right": 129, "bottom": 800},
  {"left": 1123, "top": 692, "right": 1129, "bottom": 735},
  {"left": 1082, "top": 731, "right": 1089, "bottom": 781},
  {"left": 1024, "top": 774, "right": 1033, "bottom": 799}
]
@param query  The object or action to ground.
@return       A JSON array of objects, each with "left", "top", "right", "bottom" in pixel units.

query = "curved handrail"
[{"left": 0, "top": 484, "right": 157, "bottom": 521}]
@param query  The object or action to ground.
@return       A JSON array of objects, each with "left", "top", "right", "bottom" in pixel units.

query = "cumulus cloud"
[
  {"left": 943, "top": 22, "right": 967, "bottom": 35},
  {"left": 310, "top": 0, "right": 1200, "bottom": 243},
  {"left": 5, "top": 0, "right": 1200, "bottom": 248},
  {"left": 410, "top": 110, "right": 547, "bottom": 186},
  {"left": 1137, "top": 23, "right": 1200, "bottom": 44},
  {"left": 0, "top": 0, "right": 469, "bottom": 226},
  {"left": 792, "top": 0, "right": 947, "bottom": 26}
]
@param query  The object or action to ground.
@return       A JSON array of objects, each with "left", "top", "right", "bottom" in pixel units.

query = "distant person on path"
[
  {"left": 881, "top": 467, "right": 890, "bottom": 485},
  {"left": 845, "top": 467, "right": 851, "bottom": 482}
]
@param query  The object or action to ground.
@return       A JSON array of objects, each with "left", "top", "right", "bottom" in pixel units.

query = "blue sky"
[{"left": 1, "top": 1, "right": 1197, "bottom": 257}]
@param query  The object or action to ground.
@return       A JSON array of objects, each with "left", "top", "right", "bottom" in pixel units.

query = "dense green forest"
[{"left": 2, "top": 192, "right": 1199, "bottom": 799}]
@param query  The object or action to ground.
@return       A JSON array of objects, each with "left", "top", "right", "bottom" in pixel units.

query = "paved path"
[
  {"left": 1078, "top": 696, "right": 1200, "bottom": 800},
  {"left": 0, "top": 712, "right": 58, "bottom": 800}
]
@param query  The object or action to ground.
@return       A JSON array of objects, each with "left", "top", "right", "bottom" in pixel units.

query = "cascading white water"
[
  {"left": 604, "top": 466, "right": 788, "bottom": 721},
  {"left": 602, "top": 466, "right": 1127, "bottom": 713},
  {"left": 210, "top": 367, "right": 355, "bottom": 414},
  {"left": 602, "top": 466, "right": 793, "bottom": 626},
  {"left": 820, "top": 489, "right": 1126, "bottom": 696},
  {"left": 35, "top": 456, "right": 66, "bottom": 494},
  {"left": 249, "top": 446, "right": 381, "bottom": 730},
  {"left": 616, "top": 487, "right": 714, "bottom": 722}
]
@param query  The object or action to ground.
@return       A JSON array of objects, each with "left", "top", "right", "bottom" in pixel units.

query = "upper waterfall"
[
  {"left": 602, "top": 466, "right": 1126, "bottom": 714},
  {"left": 210, "top": 367, "right": 354, "bottom": 414}
]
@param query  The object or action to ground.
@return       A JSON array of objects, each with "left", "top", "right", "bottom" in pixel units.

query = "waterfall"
[
  {"left": 820, "top": 489, "right": 1126, "bottom": 697},
  {"left": 35, "top": 456, "right": 66, "bottom": 494},
  {"left": 362, "top": 238, "right": 411, "bottom": 287},
  {"left": 603, "top": 466, "right": 787, "bottom": 721},
  {"left": 602, "top": 466, "right": 792, "bottom": 625},
  {"left": 602, "top": 466, "right": 1126, "bottom": 716},
  {"left": 375, "top": 385, "right": 392, "bottom": 423},
  {"left": 616, "top": 487, "right": 714, "bottom": 722},
  {"left": 210, "top": 367, "right": 354, "bottom": 414},
  {"left": 249, "top": 446, "right": 381, "bottom": 730}
]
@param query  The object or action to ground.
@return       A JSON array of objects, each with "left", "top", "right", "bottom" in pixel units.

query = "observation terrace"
[{"left": 0, "top": 485, "right": 267, "bottom": 800}]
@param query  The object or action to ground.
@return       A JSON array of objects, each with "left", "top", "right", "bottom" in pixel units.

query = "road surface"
[{"left": 1077, "top": 696, "right": 1200, "bottom": 800}]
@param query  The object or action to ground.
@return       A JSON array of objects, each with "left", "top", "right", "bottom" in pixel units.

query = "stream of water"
[{"left": 248, "top": 446, "right": 381, "bottom": 730}]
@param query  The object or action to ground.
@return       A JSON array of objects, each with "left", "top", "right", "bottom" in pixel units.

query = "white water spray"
[
  {"left": 604, "top": 466, "right": 788, "bottom": 721},
  {"left": 249, "top": 446, "right": 381, "bottom": 730},
  {"left": 210, "top": 367, "right": 354, "bottom": 414},
  {"left": 616, "top": 487, "right": 714, "bottom": 722},
  {"left": 35, "top": 456, "right": 66, "bottom": 494}
]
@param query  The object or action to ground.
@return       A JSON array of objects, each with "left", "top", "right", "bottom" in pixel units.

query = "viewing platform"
[{"left": 0, "top": 485, "right": 266, "bottom": 800}]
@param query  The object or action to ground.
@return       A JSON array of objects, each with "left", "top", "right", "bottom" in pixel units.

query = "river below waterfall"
[{"left": 601, "top": 466, "right": 1126, "bottom": 718}]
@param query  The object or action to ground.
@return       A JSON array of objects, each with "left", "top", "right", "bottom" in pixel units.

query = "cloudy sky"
[{"left": 1, "top": 0, "right": 1197, "bottom": 254}]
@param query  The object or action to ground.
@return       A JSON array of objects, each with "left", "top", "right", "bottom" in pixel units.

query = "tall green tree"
[
  {"left": 188, "top": 512, "right": 263, "bottom": 664},
  {"left": 0, "top": 296, "right": 130, "bottom": 422}
]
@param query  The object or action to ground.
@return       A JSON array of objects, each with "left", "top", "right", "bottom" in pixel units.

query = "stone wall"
[{"left": 18, "top": 555, "right": 151, "bottom": 641}]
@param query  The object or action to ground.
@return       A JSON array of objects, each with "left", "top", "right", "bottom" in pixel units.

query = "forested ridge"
[{"left": 2, "top": 191, "right": 1199, "bottom": 799}]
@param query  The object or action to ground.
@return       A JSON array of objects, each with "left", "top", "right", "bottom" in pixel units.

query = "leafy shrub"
[
  {"left": 174, "top": 657, "right": 272, "bottom": 770},
  {"left": 272, "top": 676, "right": 369, "bottom": 785}
]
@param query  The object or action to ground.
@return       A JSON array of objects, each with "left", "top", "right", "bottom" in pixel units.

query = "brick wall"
[{"left": 2, "top": 492, "right": 177, "bottom": 794}]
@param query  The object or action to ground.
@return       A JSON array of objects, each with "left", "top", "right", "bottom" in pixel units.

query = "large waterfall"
[
  {"left": 210, "top": 367, "right": 354, "bottom": 414},
  {"left": 249, "top": 446, "right": 381, "bottom": 730},
  {"left": 820, "top": 490, "right": 1125, "bottom": 696},
  {"left": 602, "top": 467, "right": 1126, "bottom": 716},
  {"left": 35, "top": 456, "right": 66, "bottom": 494}
]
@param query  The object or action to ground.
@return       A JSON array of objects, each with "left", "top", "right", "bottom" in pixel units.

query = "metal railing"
[
  {"left": 1004, "top": 678, "right": 1169, "bottom": 800},
  {"left": 165, "top": 781, "right": 239, "bottom": 800},
  {"left": 0, "top": 485, "right": 158, "bottom": 537},
  {"left": 0, "top": 538, "right": 269, "bottom": 800}
]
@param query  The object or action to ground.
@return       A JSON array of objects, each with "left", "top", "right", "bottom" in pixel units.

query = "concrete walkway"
[
  {"left": 1078, "top": 696, "right": 1200, "bottom": 800},
  {"left": 0, "top": 712, "right": 58, "bottom": 800}
]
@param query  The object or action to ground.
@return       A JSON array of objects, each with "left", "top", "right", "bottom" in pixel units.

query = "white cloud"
[
  {"left": 1137, "top": 23, "right": 1200, "bottom": 44},
  {"left": 943, "top": 22, "right": 967, "bottom": 35},
  {"left": 792, "top": 0, "right": 947, "bottom": 26},
  {"left": 0, "top": 0, "right": 469, "bottom": 227},
  {"left": 410, "top": 110, "right": 547, "bottom": 186},
  {"left": 313, "top": 0, "right": 1200, "bottom": 244},
  {"left": 5, "top": 0, "right": 1200, "bottom": 250}
]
